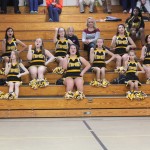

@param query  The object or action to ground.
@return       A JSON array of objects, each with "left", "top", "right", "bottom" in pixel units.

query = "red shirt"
[{"left": 46, "top": 0, "right": 63, "bottom": 9}]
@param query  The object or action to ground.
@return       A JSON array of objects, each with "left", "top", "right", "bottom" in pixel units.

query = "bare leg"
[
  {"left": 74, "top": 77, "right": 84, "bottom": 92},
  {"left": 8, "top": 82, "right": 14, "bottom": 93},
  {"left": 93, "top": 67, "right": 101, "bottom": 81},
  {"left": 128, "top": 81, "right": 134, "bottom": 91},
  {"left": 139, "top": 28, "right": 145, "bottom": 46},
  {"left": 64, "top": 77, "right": 74, "bottom": 92},
  {"left": 29, "top": 66, "right": 38, "bottom": 79},
  {"left": 38, "top": 66, "right": 46, "bottom": 79},
  {"left": 115, "top": 54, "right": 122, "bottom": 68},
  {"left": 100, "top": 67, "right": 105, "bottom": 80},
  {"left": 14, "top": 82, "right": 21, "bottom": 98},
  {"left": 134, "top": 81, "right": 139, "bottom": 91},
  {"left": 122, "top": 54, "right": 129, "bottom": 67}
]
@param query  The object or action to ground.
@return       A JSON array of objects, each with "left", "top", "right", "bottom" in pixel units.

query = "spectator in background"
[
  {"left": 82, "top": 17, "right": 100, "bottom": 60},
  {"left": 46, "top": 0, "right": 63, "bottom": 22},
  {"left": 66, "top": 27, "right": 80, "bottom": 49},
  {"left": 125, "top": 7, "right": 145, "bottom": 46},
  {"left": 0, "top": 0, "right": 21, "bottom": 14},
  {"left": 29, "top": 0, "right": 38, "bottom": 14},
  {"left": 102, "top": 0, "right": 112, "bottom": 14},
  {"left": 121, "top": 0, "right": 137, "bottom": 13},
  {"left": 77, "top": 0, "right": 95, "bottom": 13},
  {"left": 136, "top": 0, "right": 150, "bottom": 14}
]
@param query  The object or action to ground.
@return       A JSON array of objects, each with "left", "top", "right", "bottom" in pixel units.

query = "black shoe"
[{"left": 15, "top": 10, "right": 21, "bottom": 14}]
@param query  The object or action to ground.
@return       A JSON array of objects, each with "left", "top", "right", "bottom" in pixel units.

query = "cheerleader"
[
  {"left": 5, "top": 51, "right": 29, "bottom": 99},
  {"left": 111, "top": 24, "right": 136, "bottom": 70},
  {"left": 63, "top": 44, "right": 91, "bottom": 100},
  {"left": 27, "top": 38, "right": 55, "bottom": 89},
  {"left": 125, "top": 50, "right": 146, "bottom": 100},
  {"left": 2, "top": 27, "right": 27, "bottom": 64},
  {"left": 90, "top": 38, "right": 115, "bottom": 87},
  {"left": 53, "top": 27, "right": 73, "bottom": 74},
  {"left": 140, "top": 34, "right": 150, "bottom": 84}
]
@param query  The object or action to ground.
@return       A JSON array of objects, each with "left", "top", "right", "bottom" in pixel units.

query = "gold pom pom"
[
  {"left": 89, "top": 79, "right": 101, "bottom": 87},
  {"left": 64, "top": 91, "right": 74, "bottom": 100},
  {"left": 53, "top": 67, "right": 64, "bottom": 75},
  {"left": 0, "top": 68, "right": 5, "bottom": 75},
  {"left": 101, "top": 79, "right": 110, "bottom": 88},
  {"left": 126, "top": 91, "right": 135, "bottom": 101},
  {"left": 29, "top": 79, "right": 38, "bottom": 89},
  {"left": 114, "top": 66, "right": 126, "bottom": 74},
  {"left": 74, "top": 91, "right": 85, "bottom": 100}
]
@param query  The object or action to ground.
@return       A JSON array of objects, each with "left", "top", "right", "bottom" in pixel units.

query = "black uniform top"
[
  {"left": 115, "top": 35, "right": 129, "bottom": 55},
  {"left": 65, "top": 55, "right": 82, "bottom": 78},
  {"left": 2, "top": 38, "right": 17, "bottom": 57},
  {"left": 30, "top": 49, "right": 45, "bottom": 66},
  {"left": 7, "top": 63, "right": 22, "bottom": 82},
  {"left": 67, "top": 35, "right": 80, "bottom": 48},
  {"left": 126, "top": 16, "right": 145, "bottom": 31},
  {"left": 55, "top": 38, "right": 69, "bottom": 57},
  {"left": 126, "top": 61, "right": 138, "bottom": 73}
]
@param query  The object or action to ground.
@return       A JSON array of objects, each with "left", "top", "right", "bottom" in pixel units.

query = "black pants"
[
  {"left": 84, "top": 42, "right": 96, "bottom": 60},
  {"left": 1, "top": 0, "right": 19, "bottom": 13}
]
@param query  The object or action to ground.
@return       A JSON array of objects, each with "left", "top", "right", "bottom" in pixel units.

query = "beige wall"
[{"left": 19, "top": 0, "right": 120, "bottom": 6}]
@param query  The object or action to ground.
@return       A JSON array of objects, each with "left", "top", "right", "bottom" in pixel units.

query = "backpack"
[{"left": 111, "top": 74, "right": 126, "bottom": 84}]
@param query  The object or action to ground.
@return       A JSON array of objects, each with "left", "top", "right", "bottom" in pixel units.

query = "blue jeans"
[
  {"left": 29, "top": 0, "right": 38, "bottom": 11},
  {"left": 121, "top": 0, "right": 136, "bottom": 10},
  {"left": 48, "top": 5, "right": 62, "bottom": 22}
]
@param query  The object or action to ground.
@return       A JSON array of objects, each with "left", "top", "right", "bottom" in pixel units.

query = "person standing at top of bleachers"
[
  {"left": 120, "top": 0, "right": 137, "bottom": 13},
  {"left": 136, "top": 0, "right": 150, "bottom": 14},
  {"left": 82, "top": 17, "right": 100, "bottom": 60},
  {"left": 46, "top": 0, "right": 63, "bottom": 22},
  {"left": 0, "top": 0, "right": 21, "bottom": 14},
  {"left": 29, "top": 0, "right": 39, "bottom": 14},
  {"left": 101, "top": 0, "right": 112, "bottom": 14},
  {"left": 77, "top": 0, "right": 95, "bottom": 13}
]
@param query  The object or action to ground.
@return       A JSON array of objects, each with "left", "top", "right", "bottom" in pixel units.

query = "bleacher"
[{"left": 0, "top": 5, "right": 150, "bottom": 118}]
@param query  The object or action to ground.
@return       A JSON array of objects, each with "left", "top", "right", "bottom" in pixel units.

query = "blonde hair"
[
  {"left": 67, "top": 27, "right": 74, "bottom": 34},
  {"left": 86, "top": 17, "right": 97, "bottom": 29}
]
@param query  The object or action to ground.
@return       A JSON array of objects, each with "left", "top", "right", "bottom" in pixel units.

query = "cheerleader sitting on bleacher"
[
  {"left": 125, "top": 50, "right": 146, "bottom": 100},
  {"left": 140, "top": 34, "right": 150, "bottom": 84}
]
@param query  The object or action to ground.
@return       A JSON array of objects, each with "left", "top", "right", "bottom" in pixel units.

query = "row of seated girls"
[{"left": 0, "top": 19, "right": 149, "bottom": 100}]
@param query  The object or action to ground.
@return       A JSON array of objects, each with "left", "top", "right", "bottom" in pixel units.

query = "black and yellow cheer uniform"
[
  {"left": 55, "top": 38, "right": 69, "bottom": 57},
  {"left": 92, "top": 48, "right": 106, "bottom": 68},
  {"left": 143, "top": 44, "right": 150, "bottom": 65},
  {"left": 65, "top": 56, "right": 82, "bottom": 79},
  {"left": 2, "top": 38, "right": 17, "bottom": 57},
  {"left": 115, "top": 35, "right": 129, "bottom": 56},
  {"left": 126, "top": 16, "right": 145, "bottom": 32},
  {"left": 29, "top": 49, "right": 45, "bottom": 67},
  {"left": 125, "top": 61, "right": 141, "bottom": 85},
  {"left": 7, "top": 63, "right": 22, "bottom": 83}
]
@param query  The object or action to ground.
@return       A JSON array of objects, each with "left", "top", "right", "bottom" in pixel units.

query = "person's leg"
[
  {"left": 122, "top": 54, "right": 129, "bottom": 67},
  {"left": 64, "top": 77, "right": 74, "bottom": 92},
  {"left": 134, "top": 81, "right": 139, "bottom": 91},
  {"left": 115, "top": 54, "right": 122, "bottom": 68},
  {"left": 13, "top": 0, "right": 21, "bottom": 13},
  {"left": 139, "top": 28, "right": 145, "bottom": 46},
  {"left": 93, "top": 67, "right": 101, "bottom": 81},
  {"left": 37, "top": 66, "right": 46, "bottom": 79},
  {"left": 14, "top": 82, "right": 21, "bottom": 98},
  {"left": 79, "top": 0, "right": 85, "bottom": 13},
  {"left": 121, "top": 0, "right": 128, "bottom": 12},
  {"left": 33, "top": 0, "right": 38, "bottom": 12},
  {"left": 28, "top": 66, "right": 38, "bottom": 79},
  {"left": 128, "top": 81, "right": 134, "bottom": 91},
  {"left": 8, "top": 82, "right": 15, "bottom": 93},
  {"left": 130, "top": 0, "right": 136, "bottom": 11},
  {"left": 107, "top": 0, "right": 112, "bottom": 13},
  {"left": 53, "top": 7, "right": 61, "bottom": 22},
  {"left": 48, "top": 5, "right": 54, "bottom": 21},
  {"left": 87, "top": 42, "right": 95, "bottom": 60},
  {"left": 89, "top": 0, "right": 95, "bottom": 13},
  {"left": 74, "top": 77, "right": 84, "bottom": 92},
  {"left": 29, "top": 0, "right": 34, "bottom": 12},
  {"left": 100, "top": 67, "right": 106, "bottom": 80},
  {"left": 143, "top": 65, "right": 150, "bottom": 79},
  {"left": 1, "top": 0, "right": 8, "bottom": 13}
]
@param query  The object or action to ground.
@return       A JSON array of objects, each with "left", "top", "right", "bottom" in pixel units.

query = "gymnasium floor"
[{"left": 0, "top": 117, "right": 150, "bottom": 150}]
